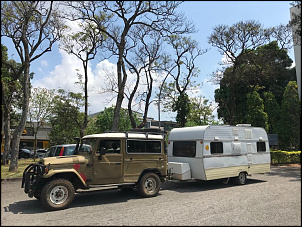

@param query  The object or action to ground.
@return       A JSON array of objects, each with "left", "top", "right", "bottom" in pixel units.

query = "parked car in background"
[
  {"left": 36, "top": 149, "right": 48, "bottom": 159},
  {"left": 45, "top": 144, "right": 92, "bottom": 157},
  {"left": 1, "top": 152, "right": 11, "bottom": 161},
  {"left": 19, "top": 148, "right": 34, "bottom": 159}
]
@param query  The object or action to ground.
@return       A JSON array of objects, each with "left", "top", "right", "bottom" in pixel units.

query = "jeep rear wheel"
[
  {"left": 138, "top": 172, "right": 160, "bottom": 197},
  {"left": 40, "top": 179, "right": 75, "bottom": 211}
]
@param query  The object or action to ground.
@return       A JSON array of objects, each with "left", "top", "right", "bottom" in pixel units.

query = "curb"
[{"left": 271, "top": 163, "right": 301, "bottom": 167}]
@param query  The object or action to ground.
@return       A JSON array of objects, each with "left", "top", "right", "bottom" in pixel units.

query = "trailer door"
[{"left": 246, "top": 143, "right": 253, "bottom": 165}]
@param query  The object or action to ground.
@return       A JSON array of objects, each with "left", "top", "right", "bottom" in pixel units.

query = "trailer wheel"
[
  {"left": 236, "top": 172, "right": 247, "bottom": 185},
  {"left": 138, "top": 172, "right": 160, "bottom": 197},
  {"left": 40, "top": 179, "right": 75, "bottom": 211}
]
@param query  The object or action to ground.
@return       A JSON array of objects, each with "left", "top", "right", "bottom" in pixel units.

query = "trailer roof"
[
  {"left": 169, "top": 125, "right": 209, "bottom": 141},
  {"left": 168, "top": 125, "right": 268, "bottom": 141}
]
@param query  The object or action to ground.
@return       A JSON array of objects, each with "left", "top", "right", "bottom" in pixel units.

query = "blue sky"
[{"left": 1, "top": 1, "right": 296, "bottom": 121}]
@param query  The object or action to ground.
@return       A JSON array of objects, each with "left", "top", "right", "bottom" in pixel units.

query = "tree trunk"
[
  {"left": 33, "top": 132, "right": 37, "bottom": 161},
  {"left": 9, "top": 59, "right": 30, "bottom": 172},
  {"left": 2, "top": 106, "right": 11, "bottom": 165},
  {"left": 111, "top": 55, "right": 127, "bottom": 131},
  {"left": 137, "top": 72, "right": 153, "bottom": 129}
]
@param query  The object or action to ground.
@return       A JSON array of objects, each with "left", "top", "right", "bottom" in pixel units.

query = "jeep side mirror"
[
  {"left": 100, "top": 147, "right": 106, "bottom": 155},
  {"left": 98, "top": 147, "right": 106, "bottom": 160}
]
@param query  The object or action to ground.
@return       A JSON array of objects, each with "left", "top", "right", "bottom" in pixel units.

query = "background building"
[{"left": 19, "top": 122, "right": 51, "bottom": 150}]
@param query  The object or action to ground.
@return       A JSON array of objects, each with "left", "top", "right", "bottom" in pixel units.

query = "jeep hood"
[{"left": 41, "top": 155, "right": 88, "bottom": 165}]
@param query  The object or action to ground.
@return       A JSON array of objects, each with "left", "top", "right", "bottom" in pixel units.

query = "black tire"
[
  {"left": 40, "top": 179, "right": 75, "bottom": 211},
  {"left": 34, "top": 193, "right": 41, "bottom": 200},
  {"left": 138, "top": 172, "right": 160, "bottom": 197},
  {"left": 235, "top": 172, "right": 247, "bottom": 185}
]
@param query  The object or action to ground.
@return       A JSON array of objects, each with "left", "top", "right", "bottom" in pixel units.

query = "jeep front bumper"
[{"left": 21, "top": 163, "right": 46, "bottom": 197}]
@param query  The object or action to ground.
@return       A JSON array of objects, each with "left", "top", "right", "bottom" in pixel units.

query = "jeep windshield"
[{"left": 78, "top": 138, "right": 97, "bottom": 153}]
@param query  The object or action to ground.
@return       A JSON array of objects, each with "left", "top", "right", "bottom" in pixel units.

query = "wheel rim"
[
  {"left": 239, "top": 173, "right": 246, "bottom": 184},
  {"left": 50, "top": 186, "right": 68, "bottom": 205},
  {"left": 144, "top": 177, "right": 156, "bottom": 193}
]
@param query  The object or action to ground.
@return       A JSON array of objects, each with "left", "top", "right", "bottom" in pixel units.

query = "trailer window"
[
  {"left": 127, "top": 140, "right": 161, "bottom": 153},
  {"left": 173, "top": 141, "right": 196, "bottom": 157},
  {"left": 257, "top": 142, "right": 266, "bottom": 152},
  {"left": 210, "top": 142, "right": 223, "bottom": 154}
]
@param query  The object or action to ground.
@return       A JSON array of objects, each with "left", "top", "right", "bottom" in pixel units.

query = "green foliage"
[
  {"left": 215, "top": 41, "right": 294, "bottom": 125},
  {"left": 1, "top": 44, "right": 23, "bottom": 110},
  {"left": 246, "top": 91, "right": 268, "bottom": 131},
  {"left": 270, "top": 150, "right": 301, "bottom": 164},
  {"left": 278, "top": 81, "right": 300, "bottom": 150},
  {"left": 185, "top": 96, "right": 217, "bottom": 126},
  {"left": 91, "top": 106, "right": 139, "bottom": 133},
  {"left": 172, "top": 93, "right": 191, "bottom": 127},
  {"left": 48, "top": 89, "right": 85, "bottom": 145},
  {"left": 263, "top": 92, "right": 280, "bottom": 134},
  {"left": 1, "top": 44, "right": 24, "bottom": 165},
  {"left": 214, "top": 40, "right": 298, "bottom": 150}
]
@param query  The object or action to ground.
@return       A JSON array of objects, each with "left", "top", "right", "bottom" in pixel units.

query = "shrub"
[{"left": 270, "top": 150, "right": 301, "bottom": 164}]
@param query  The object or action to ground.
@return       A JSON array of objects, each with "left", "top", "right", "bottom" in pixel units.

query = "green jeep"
[{"left": 22, "top": 129, "right": 167, "bottom": 211}]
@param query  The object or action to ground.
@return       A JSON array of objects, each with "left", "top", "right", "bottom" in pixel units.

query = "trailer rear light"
[{"left": 200, "top": 140, "right": 203, "bottom": 144}]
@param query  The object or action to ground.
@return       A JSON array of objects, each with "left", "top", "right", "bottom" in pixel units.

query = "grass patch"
[{"left": 1, "top": 159, "right": 36, "bottom": 180}]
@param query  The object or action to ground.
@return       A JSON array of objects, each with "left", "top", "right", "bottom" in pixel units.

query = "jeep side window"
[
  {"left": 127, "top": 140, "right": 161, "bottom": 153},
  {"left": 97, "top": 140, "right": 121, "bottom": 154},
  {"left": 81, "top": 139, "right": 97, "bottom": 154}
]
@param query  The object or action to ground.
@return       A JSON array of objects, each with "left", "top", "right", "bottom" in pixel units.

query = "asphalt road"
[{"left": 1, "top": 165, "right": 301, "bottom": 226}]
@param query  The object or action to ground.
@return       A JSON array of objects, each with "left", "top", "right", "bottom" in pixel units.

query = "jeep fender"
[{"left": 44, "top": 169, "right": 87, "bottom": 187}]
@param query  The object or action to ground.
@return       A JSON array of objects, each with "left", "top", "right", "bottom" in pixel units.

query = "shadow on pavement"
[
  {"left": 161, "top": 178, "right": 266, "bottom": 193},
  {"left": 267, "top": 165, "right": 301, "bottom": 182},
  {"left": 4, "top": 188, "right": 145, "bottom": 214}
]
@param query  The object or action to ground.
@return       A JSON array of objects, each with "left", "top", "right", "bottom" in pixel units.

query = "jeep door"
[
  {"left": 124, "top": 139, "right": 166, "bottom": 182},
  {"left": 92, "top": 139, "right": 123, "bottom": 184}
]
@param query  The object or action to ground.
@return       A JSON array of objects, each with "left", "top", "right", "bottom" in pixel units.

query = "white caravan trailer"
[{"left": 167, "top": 125, "right": 271, "bottom": 184}]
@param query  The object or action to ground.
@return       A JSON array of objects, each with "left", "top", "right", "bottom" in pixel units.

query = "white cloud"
[
  {"left": 41, "top": 60, "right": 48, "bottom": 67},
  {"left": 31, "top": 49, "right": 181, "bottom": 121},
  {"left": 32, "top": 49, "right": 110, "bottom": 115}
]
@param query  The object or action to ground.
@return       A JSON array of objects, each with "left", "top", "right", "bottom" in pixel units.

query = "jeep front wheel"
[
  {"left": 138, "top": 172, "right": 160, "bottom": 197},
  {"left": 40, "top": 179, "right": 75, "bottom": 211}
]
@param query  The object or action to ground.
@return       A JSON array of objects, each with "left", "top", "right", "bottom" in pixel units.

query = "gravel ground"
[{"left": 1, "top": 165, "right": 301, "bottom": 226}]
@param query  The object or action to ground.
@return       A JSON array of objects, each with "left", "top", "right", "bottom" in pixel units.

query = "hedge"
[{"left": 270, "top": 150, "right": 301, "bottom": 164}]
